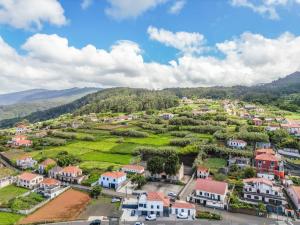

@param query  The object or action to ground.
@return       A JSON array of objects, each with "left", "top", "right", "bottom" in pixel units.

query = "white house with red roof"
[
  {"left": 227, "top": 139, "right": 247, "bottom": 149},
  {"left": 57, "top": 166, "right": 84, "bottom": 184},
  {"left": 16, "top": 155, "right": 37, "bottom": 169},
  {"left": 281, "top": 123, "right": 300, "bottom": 135},
  {"left": 11, "top": 135, "right": 32, "bottom": 147},
  {"left": 39, "top": 178, "right": 63, "bottom": 198},
  {"left": 171, "top": 201, "right": 196, "bottom": 217},
  {"left": 137, "top": 192, "right": 170, "bottom": 217},
  {"left": 243, "top": 178, "right": 287, "bottom": 212},
  {"left": 38, "top": 158, "right": 56, "bottom": 174},
  {"left": 196, "top": 166, "right": 209, "bottom": 179},
  {"left": 16, "top": 124, "right": 29, "bottom": 134},
  {"left": 17, "top": 172, "right": 43, "bottom": 189},
  {"left": 286, "top": 185, "right": 300, "bottom": 216},
  {"left": 121, "top": 165, "right": 145, "bottom": 174},
  {"left": 99, "top": 171, "right": 126, "bottom": 190},
  {"left": 190, "top": 179, "right": 229, "bottom": 209}
]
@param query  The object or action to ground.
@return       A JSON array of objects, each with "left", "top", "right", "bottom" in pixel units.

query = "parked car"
[
  {"left": 111, "top": 197, "right": 121, "bottom": 203},
  {"left": 134, "top": 222, "right": 144, "bottom": 225},
  {"left": 131, "top": 210, "right": 136, "bottom": 216},
  {"left": 177, "top": 212, "right": 188, "bottom": 219},
  {"left": 145, "top": 214, "right": 157, "bottom": 221},
  {"left": 89, "top": 219, "right": 101, "bottom": 225},
  {"left": 168, "top": 192, "right": 177, "bottom": 197}
]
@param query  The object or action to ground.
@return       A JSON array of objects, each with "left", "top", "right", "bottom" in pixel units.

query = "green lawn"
[
  {"left": 202, "top": 158, "right": 227, "bottom": 172},
  {"left": 125, "top": 134, "right": 172, "bottom": 146},
  {"left": 79, "top": 151, "right": 132, "bottom": 164},
  {"left": 0, "top": 185, "right": 28, "bottom": 204},
  {"left": 0, "top": 212, "right": 23, "bottom": 225},
  {"left": 80, "top": 161, "right": 120, "bottom": 170}
]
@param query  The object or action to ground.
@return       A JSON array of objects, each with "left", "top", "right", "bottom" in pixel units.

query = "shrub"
[
  {"left": 196, "top": 211, "right": 221, "bottom": 220},
  {"left": 110, "top": 129, "right": 148, "bottom": 138}
]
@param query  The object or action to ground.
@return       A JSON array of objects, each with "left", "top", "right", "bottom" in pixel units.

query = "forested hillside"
[{"left": 0, "top": 72, "right": 299, "bottom": 128}]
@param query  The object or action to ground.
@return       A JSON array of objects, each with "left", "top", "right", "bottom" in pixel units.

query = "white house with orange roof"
[
  {"left": 57, "top": 166, "right": 84, "bottom": 184},
  {"left": 286, "top": 185, "right": 300, "bottom": 217},
  {"left": 11, "top": 135, "right": 32, "bottom": 147},
  {"left": 16, "top": 124, "right": 29, "bottom": 134},
  {"left": 227, "top": 139, "right": 247, "bottom": 149},
  {"left": 17, "top": 172, "right": 43, "bottom": 189},
  {"left": 38, "top": 158, "right": 56, "bottom": 174},
  {"left": 16, "top": 155, "right": 37, "bottom": 169},
  {"left": 196, "top": 166, "right": 209, "bottom": 179},
  {"left": 137, "top": 192, "right": 170, "bottom": 217},
  {"left": 190, "top": 179, "right": 229, "bottom": 209},
  {"left": 121, "top": 165, "right": 145, "bottom": 174},
  {"left": 99, "top": 171, "right": 126, "bottom": 190},
  {"left": 39, "top": 178, "right": 63, "bottom": 198},
  {"left": 171, "top": 201, "right": 196, "bottom": 218}
]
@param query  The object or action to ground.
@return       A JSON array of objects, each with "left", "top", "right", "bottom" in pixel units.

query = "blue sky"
[{"left": 0, "top": 0, "right": 300, "bottom": 93}]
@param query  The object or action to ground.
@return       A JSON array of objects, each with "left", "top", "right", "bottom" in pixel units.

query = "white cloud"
[
  {"left": 1, "top": 31, "right": 300, "bottom": 93},
  {"left": 104, "top": 0, "right": 167, "bottom": 20},
  {"left": 168, "top": 0, "right": 186, "bottom": 14},
  {"left": 0, "top": 0, "right": 67, "bottom": 30},
  {"left": 230, "top": 0, "right": 300, "bottom": 20},
  {"left": 81, "top": 0, "right": 93, "bottom": 9},
  {"left": 147, "top": 26, "right": 205, "bottom": 55}
]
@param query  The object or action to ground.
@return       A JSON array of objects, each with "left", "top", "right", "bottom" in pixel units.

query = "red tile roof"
[
  {"left": 19, "top": 172, "right": 40, "bottom": 181},
  {"left": 40, "top": 158, "right": 56, "bottom": 167},
  {"left": 255, "top": 148, "right": 275, "bottom": 156},
  {"left": 41, "top": 178, "right": 60, "bottom": 186},
  {"left": 61, "top": 166, "right": 82, "bottom": 174},
  {"left": 255, "top": 153, "right": 279, "bottom": 162},
  {"left": 122, "top": 165, "right": 144, "bottom": 172},
  {"left": 195, "top": 179, "right": 228, "bottom": 195},
  {"left": 172, "top": 201, "right": 195, "bottom": 209},
  {"left": 197, "top": 166, "right": 209, "bottom": 172},
  {"left": 243, "top": 177, "right": 273, "bottom": 186},
  {"left": 147, "top": 192, "right": 170, "bottom": 206},
  {"left": 101, "top": 171, "right": 126, "bottom": 179}
]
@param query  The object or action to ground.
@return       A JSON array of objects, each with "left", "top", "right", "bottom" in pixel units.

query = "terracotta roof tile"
[
  {"left": 122, "top": 165, "right": 144, "bottom": 172},
  {"left": 61, "top": 166, "right": 82, "bottom": 174},
  {"left": 195, "top": 179, "right": 228, "bottom": 195},
  {"left": 147, "top": 192, "right": 170, "bottom": 207},
  {"left": 243, "top": 177, "right": 273, "bottom": 186},
  {"left": 40, "top": 158, "right": 56, "bottom": 166},
  {"left": 172, "top": 201, "right": 195, "bottom": 209},
  {"left": 101, "top": 171, "right": 126, "bottom": 179},
  {"left": 41, "top": 178, "right": 60, "bottom": 186},
  {"left": 19, "top": 172, "right": 40, "bottom": 181}
]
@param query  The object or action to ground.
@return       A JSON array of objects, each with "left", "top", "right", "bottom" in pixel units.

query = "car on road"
[
  {"left": 168, "top": 192, "right": 177, "bottom": 197},
  {"left": 177, "top": 212, "right": 188, "bottom": 219},
  {"left": 145, "top": 214, "right": 157, "bottom": 221},
  {"left": 89, "top": 219, "right": 101, "bottom": 225},
  {"left": 111, "top": 197, "right": 121, "bottom": 203},
  {"left": 134, "top": 222, "right": 145, "bottom": 225}
]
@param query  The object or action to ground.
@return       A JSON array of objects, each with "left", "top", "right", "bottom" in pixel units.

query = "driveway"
[{"left": 141, "top": 182, "right": 183, "bottom": 196}]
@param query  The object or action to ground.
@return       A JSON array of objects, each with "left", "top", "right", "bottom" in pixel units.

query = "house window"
[
  {"left": 157, "top": 205, "right": 159, "bottom": 209},
  {"left": 266, "top": 190, "right": 269, "bottom": 194},
  {"left": 247, "top": 195, "right": 251, "bottom": 199},
  {"left": 151, "top": 205, "right": 153, "bottom": 209},
  {"left": 254, "top": 196, "right": 259, "bottom": 200}
]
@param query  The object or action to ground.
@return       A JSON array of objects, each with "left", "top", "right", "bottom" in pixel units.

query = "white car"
[
  {"left": 134, "top": 222, "right": 144, "bottom": 225},
  {"left": 168, "top": 192, "right": 177, "bottom": 197},
  {"left": 177, "top": 212, "right": 188, "bottom": 219},
  {"left": 145, "top": 214, "right": 157, "bottom": 221}
]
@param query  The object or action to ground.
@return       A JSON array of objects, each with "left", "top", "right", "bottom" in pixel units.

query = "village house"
[
  {"left": 196, "top": 166, "right": 209, "bottom": 179},
  {"left": 38, "top": 158, "right": 56, "bottom": 174},
  {"left": 227, "top": 139, "right": 247, "bottom": 149},
  {"left": 256, "top": 142, "right": 271, "bottom": 149},
  {"left": 190, "top": 179, "right": 229, "bottom": 209},
  {"left": 286, "top": 185, "right": 300, "bottom": 217},
  {"left": 265, "top": 124, "right": 280, "bottom": 132},
  {"left": 0, "top": 167, "right": 16, "bottom": 188},
  {"left": 227, "top": 157, "right": 251, "bottom": 169},
  {"left": 99, "top": 171, "right": 127, "bottom": 190},
  {"left": 121, "top": 165, "right": 145, "bottom": 174},
  {"left": 57, "top": 166, "right": 84, "bottom": 184},
  {"left": 170, "top": 201, "right": 196, "bottom": 218},
  {"left": 160, "top": 113, "right": 174, "bottom": 120},
  {"left": 281, "top": 123, "right": 300, "bottom": 135},
  {"left": 253, "top": 118, "right": 263, "bottom": 126},
  {"left": 243, "top": 178, "right": 287, "bottom": 213},
  {"left": 11, "top": 135, "right": 32, "bottom": 147},
  {"left": 278, "top": 148, "right": 300, "bottom": 159},
  {"left": 17, "top": 172, "right": 43, "bottom": 189},
  {"left": 48, "top": 166, "right": 63, "bottom": 179},
  {"left": 38, "top": 178, "right": 63, "bottom": 198},
  {"left": 244, "top": 105, "right": 256, "bottom": 110},
  {"left": 137, "top": 192, "right": 170, "bottom": 217},
  {"left": 255, "top": 149, "right": 284, "bottom": 180},
  {"left": 16, "top": 155, "right": 37, "bottom": 169},
  {"left": 16, "top": 124, "right": 29, "bottom": 134}
]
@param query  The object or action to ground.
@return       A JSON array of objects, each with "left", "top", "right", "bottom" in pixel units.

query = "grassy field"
[
  {"left": 202, "top": 157, "right": 227, "bottom": 173},
  {"left": 0, "top": 185, "right": 28, "bottom": 204},
  {"left": 0, "top": 212, "right": 23, "bottom": 225}
]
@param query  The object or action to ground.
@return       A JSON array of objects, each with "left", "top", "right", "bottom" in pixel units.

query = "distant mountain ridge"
[
  {"left": 0, "top": 87, "right": 100, "bottom": 105},
  {"left": 0, "top": 72, "right": 300, "bottom": 128}
]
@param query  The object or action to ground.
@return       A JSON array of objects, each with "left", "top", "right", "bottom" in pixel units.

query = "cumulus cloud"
[
  {"left": 81, "top": 0, "right": 93, "bottom": 9},
  {"left": 147, "top": 26, "right": 205, "bottom": 55},
  {"left": 230, "top": 0, "right": 300, "bottom": 20},
  {"left": 168, "top": 0, "right": 186, "bottom": 14},
  {"left": 104, "top": 0, "right": 167, "bottom": 20},
  {"left": 0, "top": 0, "right": 67, "bottom": 30},
  {"left": 1, "top": 31, "right": 300, "bottom": 93}
]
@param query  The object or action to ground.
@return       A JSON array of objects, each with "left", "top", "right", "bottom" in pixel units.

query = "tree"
[
  {"left": 90, "top": 186, "right": 102, "bottom": 199},
  {"left": 243, "top": 167, "right": 256, "bottom": 178},
  {"left": 56, "top": 152, "right": 81, "bottom": 167},
  {"left": 131, "top": 174, "right": 147, "bottom": 188},
  {"left": 147, "top": 156, "right": 164, "bottom": 175},
  {"left": 164, "top": 153, "right": 180, "bottom": 176}
]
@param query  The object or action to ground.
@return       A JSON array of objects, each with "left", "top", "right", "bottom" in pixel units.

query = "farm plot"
[
  {"left": 19, "top": 189, "right": 91, "bottom": 224},
  {"left": 0, "top": 185, "right": 28, "bottom": 205},
  {"left": 0, "top": 212, "right": 23, "bottom": 225}
]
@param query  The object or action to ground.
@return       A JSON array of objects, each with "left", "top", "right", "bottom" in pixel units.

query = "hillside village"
[{"left": 0, "top": 97, "right": 300, "bottom": 225}]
